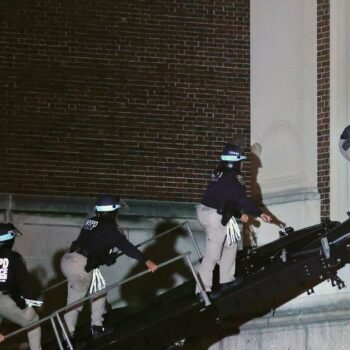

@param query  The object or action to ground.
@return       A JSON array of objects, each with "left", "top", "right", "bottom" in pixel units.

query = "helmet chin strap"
[
  {"left": 224, "top": 162, "right": 241, "bottom": 170},
  {"left": 97, "top": 210, "right": 118, "bottom": 218}
]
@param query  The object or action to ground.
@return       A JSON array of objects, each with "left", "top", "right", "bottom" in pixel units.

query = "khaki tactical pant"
[
  {"left": 60, "top": 252, "right": 106, "bottom": 336},
  {"left": 196, "top": 204, "right": 238, "bottom": 293},
  {"left": 0, "top": 293, "right": 41, "bottom": 350}
]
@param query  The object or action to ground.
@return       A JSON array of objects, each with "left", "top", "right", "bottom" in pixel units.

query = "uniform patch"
[
  {"left": 84, "top": 219, "right": 99, "bottom": 231},
  {"left": 0, "top": 258, "right": 9, "bottom": 282},
  {"left": 236, "top": 175, "right": 245, "bottom": 185},
  {"left": 211, "top": 172, "right": 223, "bottom": 182}
]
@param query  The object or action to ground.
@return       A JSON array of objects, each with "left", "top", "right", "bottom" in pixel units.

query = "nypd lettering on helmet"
[
  {"left": 84, "top": 220, "right": 99, "bottom": 231},
  {"left": 221, "top": 144, "right": 247, "bottom": 162},
  {"left": 95, "top": 195, "right": 122, "bottom": 213},
  {"left": 0, "top": 258, "right": 9, "bottom": 282},
  {"left": 221, "top": 151, "right": 246, "bottom": 162}
]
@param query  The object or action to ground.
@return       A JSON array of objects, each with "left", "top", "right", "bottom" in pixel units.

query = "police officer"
[
  {"left": 196, "top": 143, "right": 272, "bottom": 298},
  {"left": 0, "top": 223, "right": 42, "bottom": 350},
  {"left": 61, "top": 195, "right": 158, "bottom": 341}
]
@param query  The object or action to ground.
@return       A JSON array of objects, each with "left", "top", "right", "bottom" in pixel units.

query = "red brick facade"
[
  {"left": 1, "top": 0, "right": 250, "bottom": 202},
  {"left": 1, "top": 1, "right": 332, "bottom": 211},
  {"left": 317, "top": 0, "right": 330, "bottom": 218}
]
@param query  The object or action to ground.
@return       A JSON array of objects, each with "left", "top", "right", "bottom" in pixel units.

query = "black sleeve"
[
  {"left": 13, "top": 253, "right": 34, "bottom": 299},
  {"left": 233, "top": 183, "right": 262, "bottom": 218},
  {"left": 113, "top": 231, "right": 147, "bottom": 263}
]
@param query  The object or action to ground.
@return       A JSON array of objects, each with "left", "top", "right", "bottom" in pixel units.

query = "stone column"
[
  {"left": 251, "top": 0, "right": 319, "bottom": 245},
  {"left": 330, "top": 0, "right": 350, "bottom": 221}
]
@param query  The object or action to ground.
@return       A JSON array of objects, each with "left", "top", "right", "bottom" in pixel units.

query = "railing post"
[
  {"left": 185, "top": 221, "right": 203, "bottom": 260},
  {"left": 50, "top": 316, "right": 64, "bottom": 350},
  {"left": 185, "top": 255, "right": 211, "bottom": 306},
  {"left": 55, "top": 312, "right": 74, "bottom": 350}
]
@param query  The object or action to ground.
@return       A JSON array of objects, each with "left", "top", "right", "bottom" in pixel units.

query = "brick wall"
[
  {"left": 0, "top": 0, "right": 250, "bottom": 202},
  {"left": 317, "top": 0, "right": 330, "bottom": 218}
]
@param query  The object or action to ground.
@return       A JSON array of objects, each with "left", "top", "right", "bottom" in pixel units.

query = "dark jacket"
[
  {"left": 201, "top": 168, "right": 262, "bottom": 218},
  {"left": 0, "top": 247, "right": 34, "bottom": 299},
  {"left": 71, "top": 215, "right": 147, "bottom": 271}
]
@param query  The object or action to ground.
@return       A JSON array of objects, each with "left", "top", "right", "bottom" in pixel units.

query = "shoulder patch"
[
  {"left": 211, "top": 171, "right": 223, "bottom": 182},
  {"left": 84, "top": 219, "right": 99, "bottom": 231},
  {"left": 236, "top": 175, "right": 245, "bottom": 185}
]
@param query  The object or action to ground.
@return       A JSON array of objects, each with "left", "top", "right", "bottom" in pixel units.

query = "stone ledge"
[
  {"left": 0, "top": 193, "right": 197, "bottom": 219},
  {"left": 241, "top": 302, "right": 350, "bottom": 331},
  {"left": 1, "top": 190, "right": 321, "bottom": 218},
  {"left": 258, "top": 189, "right": 321, "bottom": 206}
]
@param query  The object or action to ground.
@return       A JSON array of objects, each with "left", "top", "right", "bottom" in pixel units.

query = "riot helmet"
[
  {"left": 0, "top": 223, "right": 16, "bottom": 249},
  {"left": 95, "top": 195, "right": 121, "bottom": 214},
  {"left": 220, "top": 143, "right": 246, "bottom": 170}
]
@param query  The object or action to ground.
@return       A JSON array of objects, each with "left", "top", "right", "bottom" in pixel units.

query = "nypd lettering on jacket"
[
  {"left": 0, "top": 258, "right": 9, "bottom": 282},
  {"left": 71, "top": 215, "right": 147, "bottom": 266},
  {"left": 84, "top": 220, "right": 99, "bottom": 231}
]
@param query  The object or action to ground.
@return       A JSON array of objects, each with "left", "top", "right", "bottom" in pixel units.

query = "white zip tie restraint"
[
  {"left": 226, "top": 217, "right": 241, "bottom": 245},
  {"left": 89, "top": 268, "right": 106, "bottom": 294},
  {"left": 25, "top": 299, "right": 43, "bottom": 308}
]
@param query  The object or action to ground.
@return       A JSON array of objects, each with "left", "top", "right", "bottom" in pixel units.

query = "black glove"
[
  {"left": 105, "top": 252, "right": 118, "bottom": 266},
  {"left": 85, "top": 256, "right": 101, "bottom": 272},
  {"left": 221, "top": 203, "right": 242, "bottom": 226},
  {"left": 11, "top": 294, "right": 27, "bottom": 309}
]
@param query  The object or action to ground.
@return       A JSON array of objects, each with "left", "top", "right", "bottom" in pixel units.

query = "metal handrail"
[
  {"left": 4, "top": 250, "right": 209, "bottom": 347},
  {"left": 42, "top": 220, "right": 202, "bottom": 294}
]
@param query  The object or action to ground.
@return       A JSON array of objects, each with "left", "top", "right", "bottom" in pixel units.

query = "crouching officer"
[
  {"left": 0, "top": 223, "right": 42, "bottom": 350},
  {"left": 196, "top": 143, "right": 272, "bottom": 298},
  {"left": 61, "top": 195, "right": 158, "bottom": 341}
]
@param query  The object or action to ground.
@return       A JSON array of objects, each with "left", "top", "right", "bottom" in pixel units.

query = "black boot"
[
  {"left": 211, "top": 277, "right": 243, "bottom": 299},
  {"left": 195, "top": 291, "right": 212, "bottom": 303},
  {"left": 62, "top": 337, "right": 87, "bottom": 350},
  {"left": 61, "top": 338, "right": 75, "bottom": 350},
  {"left": 91, "top": 325, "right": 114, "bottom": 339}
]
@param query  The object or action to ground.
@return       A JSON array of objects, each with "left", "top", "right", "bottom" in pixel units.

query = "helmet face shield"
[
  {"left": 0, "top": 231, "right": 15, "bottom": 242},
  {"left": 221, "top": 153, "right": 246, "bottom": 162},
  {"left": 95, "top": 204, "right": 121, "bottom": 212},
  {"left": 0, "top": 224, "right": 16, "bottom": 248}
]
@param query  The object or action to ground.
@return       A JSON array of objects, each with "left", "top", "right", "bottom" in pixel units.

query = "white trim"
[
  {"left": 221, "top": 155, "right": 246, "bottom": 162},
  {"left": 0, "top": 231, "right": 15, "bottom": 242},
  {"left": 95, "top": 204, "right": 121, "bottom": 212}
]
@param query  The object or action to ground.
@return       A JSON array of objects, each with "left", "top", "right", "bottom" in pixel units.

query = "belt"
[{"left": 68, "top": 247, "right": 89, "bottom": 258}]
